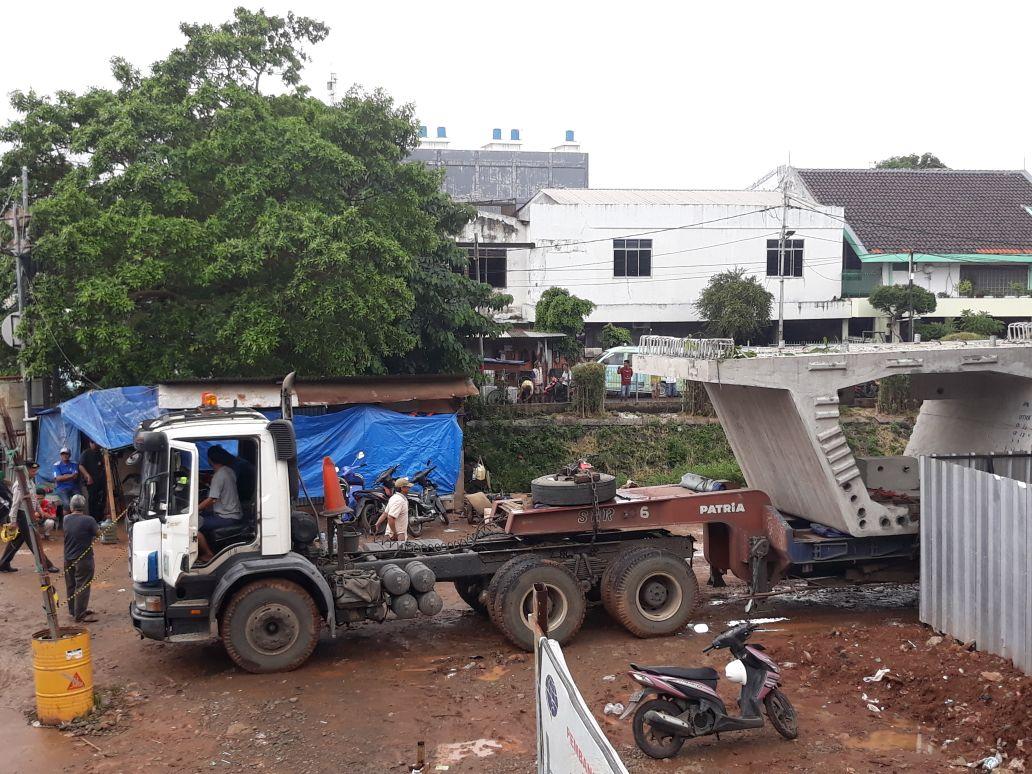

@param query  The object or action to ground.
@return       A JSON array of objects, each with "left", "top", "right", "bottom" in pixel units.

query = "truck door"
[{"left": 162, "top": 441, "right": 199, "bottom": 586}]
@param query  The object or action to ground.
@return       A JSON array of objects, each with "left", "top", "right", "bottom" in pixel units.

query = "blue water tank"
[
  {"left": 510, "top": 128, "right": 520, "bottom": 141},
  {"left": 418, "top": 125, "right": 428, "bottom": 138},
  {"left": 436, "top": 126, "right": 447, "bottom": 138},
  {"left": 565, "top": 130, "right": 575, "bottom": 142},
  {"left": 492, "top": 128, "right": 502, "bottom": 140}
]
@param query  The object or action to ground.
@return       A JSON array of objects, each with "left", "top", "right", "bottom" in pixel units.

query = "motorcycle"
[
  {"left": 621, "top": 622, "right": 798, "bottom": 759},
  {"left": 404, "top": 459, "right": 450, "bottom": 537},
  {"left": 353, "top": 463, "right": 400, "bottom": 534},
  {"left": 335, "top": 451, "right": 367, "bottom": 522}
]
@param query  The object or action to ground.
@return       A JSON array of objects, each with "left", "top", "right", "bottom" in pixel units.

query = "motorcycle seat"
[{"left": 631, "top": 664, "right": 720, "bottom": 683}]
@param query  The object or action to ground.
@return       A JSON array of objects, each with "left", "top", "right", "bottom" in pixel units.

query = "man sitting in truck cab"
[{"left": 196, "top": 445, "right": 243, "bottom": 563}]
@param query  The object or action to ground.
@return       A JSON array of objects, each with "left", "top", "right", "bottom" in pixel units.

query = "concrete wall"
[{"left": 509, "top": 199, "right": 846, "bottom": 324}]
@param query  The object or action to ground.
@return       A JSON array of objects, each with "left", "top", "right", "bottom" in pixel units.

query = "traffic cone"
[{"left": 321, "top": 457, "right": 347, "bottom": 516}]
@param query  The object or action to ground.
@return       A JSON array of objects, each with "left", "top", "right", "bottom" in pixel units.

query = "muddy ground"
[{"left": 1, "top": 524, "right": 1029, "bottom": 773}]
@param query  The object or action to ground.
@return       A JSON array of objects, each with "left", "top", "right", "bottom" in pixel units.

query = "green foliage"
[
  {"left": 1009, "top": 281, "right": 1026, "bottom": 295},
  {"left": 875, "top": 153, "right": 947, "bottom": 169},
  {"left": 600, "top": 323, "right": 632, "bottom": 350},
  {"left": 680, "top": 381, "right": 714, "bottom": 416},
  {"left": 571, "top": 362, "right": 605, "bottom": 415},
  {"left": 842, "top": 418, "right": 912, "bottom": 457},
  {"left": 955, "top": 309, "right": 1004, "bottom": 337},
  {"left": 914, "top": 320, "right": 954, "bottom": 341},
  {"left": 956, "top": 279, "right": 974, "bottom": 298},
  {"left": 876, "top": 375, "right": 921, "bottom": 414},
  {"left": 695, "top": 267, "right": 773, "bottom": 342},
  {"left": 0, "top": 9, "right": 507, "bottom": 387},
  {"left": 941, "top": 331, "right": 981, "bottom": 341},
  {"left": 534, "top": 288, "right": 595, "bottom": 358},
  {"left": 868, "top": 284, "right": 937, "bottom": 324}
]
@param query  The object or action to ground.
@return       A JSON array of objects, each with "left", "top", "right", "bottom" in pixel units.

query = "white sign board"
[
  {"left": 537, "top": 637, "right": 629, "bottom": 774},
  {"left": 1, "top": 312, "right": 21, "bottom": 348}
]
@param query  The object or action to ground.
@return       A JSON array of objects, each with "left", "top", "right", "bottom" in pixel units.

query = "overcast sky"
[{"left": 4, "top": 1, "right": 1031, "bottom": 189}]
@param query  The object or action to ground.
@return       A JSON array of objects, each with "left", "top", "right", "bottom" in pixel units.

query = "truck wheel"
[
  {"left": 601, "top": 546, "right": 656, "bottom": 617},
  {"left": 485, "top": 556, "right": 541, "bottom": 623},
  {"left": 490, "top": 559, "right": 586, "bottom": 651},
  {"left": 454, "top": 578, "right": 489, "bottom": 615},
  {"left": 608, "top": 550, "right": 699, "bottom": 638},
  {"left": 531, "top": 473, "right": 617, "bottom": 507},
  {"left": 220, "top": 579, "right": 322, "bottom": 674}
]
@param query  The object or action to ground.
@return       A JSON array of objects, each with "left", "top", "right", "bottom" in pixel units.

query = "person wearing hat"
[
  {"left": 0, "top": 463, "right": 60, "bottom": 573},
  {"left": 53, "top": 447, "right": 81, "bottom": 514},
  {"left": 63, "top": 494, "right": 99, "bottom": 622},
  {"left": 383, "top": 477, "right": 411, "bottom": 542}
]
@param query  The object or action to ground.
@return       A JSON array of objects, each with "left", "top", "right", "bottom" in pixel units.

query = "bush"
[
  {"left": 876, "top": 375, "right": 920, "bottom": 414},
  {"left": 571, "top": 362, "right": 605, "bottom": 415},
  {"left": 600, "top": 323, "right": 632, "bottom": 350},
  {"left": 941, "top": 331, "right": 981, "bottom": 341},
  {"left": 955, "top": 309, "right": 1004, "bottom": 337},
  {"left": 956, "top": 279, "right": 974, "bottom": 298},
  {"left": 914, "top": 321, "right": 953, "bottom": 341}
]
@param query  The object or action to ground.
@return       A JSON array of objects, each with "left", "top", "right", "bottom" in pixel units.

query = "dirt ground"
[{"left": 1, "top": 523, "right": 1029, "bottom": 773}]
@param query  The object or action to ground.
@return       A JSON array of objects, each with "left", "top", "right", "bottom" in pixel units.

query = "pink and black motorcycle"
[{"left": 620, "top": 622, "right": 798, "bottom": 759}]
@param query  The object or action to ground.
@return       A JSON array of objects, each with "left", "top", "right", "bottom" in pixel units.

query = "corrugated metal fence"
[{"left": 920, "top": 456, "right": 1032, "bottom": 674}]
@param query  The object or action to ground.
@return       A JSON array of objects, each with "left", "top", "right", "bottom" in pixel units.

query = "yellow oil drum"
[{"left": 31, "top": 626, "right": 94, "bottom": 724}]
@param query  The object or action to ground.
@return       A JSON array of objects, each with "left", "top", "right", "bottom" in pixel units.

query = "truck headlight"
[{"left": 135, "top": 593, "right": 164, "bottom": 612}]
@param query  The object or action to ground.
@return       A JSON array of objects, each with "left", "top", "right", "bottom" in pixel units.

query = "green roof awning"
[{"left": 859, "top": 253, "right": 1032, "bottom": 264}]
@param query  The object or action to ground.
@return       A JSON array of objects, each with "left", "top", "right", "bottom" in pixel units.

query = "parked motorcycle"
[
  {"left": 353, "top": 463, "right": 400, "bottom": 534},
  {"left": 404, "top": 459, "right": 450, "bottom": 537},
  {"left": 335, "top": 451, "right": 367, "bottom": 522},
  {"left": 621, "top": 622, "right": 798, "bottom": 759}
]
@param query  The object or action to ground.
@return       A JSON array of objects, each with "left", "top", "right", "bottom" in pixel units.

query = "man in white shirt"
[
  {"left": 197, "top": 446, "right": 243, "bottom": 562},
  {"left": 384, "top": 477, "right": 411, "bottom": 542}
]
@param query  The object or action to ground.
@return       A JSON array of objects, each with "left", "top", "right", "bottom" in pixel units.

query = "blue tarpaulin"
[
  {"left": 36, "top": 410, "right": 82, "bottom": 483},
  {"left": 59, "top": 386, "right": 161, "bottom": 451},
  {"left": 285, "top": 407, "right": 462, "bottom": 497}
]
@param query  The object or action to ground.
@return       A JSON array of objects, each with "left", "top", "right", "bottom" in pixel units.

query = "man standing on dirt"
[
  {"left": 63, "top": 494, "right": 99, "bottom": 623},
  {"left": 618, "top": 359, "right": 634, "bottom": 399},
  {"left": 79, "top": 438, "right": 107, "bottom": 522},
  {"left": 383, "top": 477, "right": 411, "bottom": 543},
  {"left": 0, "top": 464, "right": 60, "bottom": 574}
]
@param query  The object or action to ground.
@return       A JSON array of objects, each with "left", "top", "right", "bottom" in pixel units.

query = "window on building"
[
  {"left": 614, "top": 239, "right": 652, "bottom": 277},
  {"left": 960, "top": 265, "right": 1029, "bottom": 297},
  {"left": 465, "top": 247, "right": 507, "bottom": 288},
  {"left": 766, "top": 239, "right": 804, "bottom": 277}
]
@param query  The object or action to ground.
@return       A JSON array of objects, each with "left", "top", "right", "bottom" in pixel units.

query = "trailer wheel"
[
  {"left": 530, "top": 473, "right": 617, "bottom": 507},
  {"left": 490, "top": 559, "right": 586, "bottom": 651},
  {"left": 220, "top": 578, "right": 322, "bottom": 674},
  {"left": 453, "top": 578, "right": 489, "bottom": 615},
  {"left": 485, "top": 556, "right": 541, "bottom": 623},
  {"left": 600, "top": 546, "right": 656, "bottom": 617},
  {"left": 607, "top": 550, "right": 699, "bottom": 638}
]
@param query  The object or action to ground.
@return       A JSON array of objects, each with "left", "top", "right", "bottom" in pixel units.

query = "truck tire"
[
  {"left": 220, "top": 578, "right": 322, "bottom": 674},
  {"left": 607, "top": 550, "right": 699, "bottom": 638},
  {"left": 531, "top": 473, "right": 617, "bottom": 507},
  {"left": 454, "top": 578, "right": 489, "bottom": 615},
  {"left": 600, "top": 546, "right": 656, "bottom": 617},
  {"left": 490, "top": 559, "right": 586, "bottom": 651},
  {"left": 485, "top": 556, "right": 541, "bottom": 623}
]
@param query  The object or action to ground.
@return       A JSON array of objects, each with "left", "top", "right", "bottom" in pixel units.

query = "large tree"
[
  {"left": 868, "top": 284, "right": 937, "bottom": 340},
  {"left": 0, "top": 9, "right": 507, "bottom": 387},
  {"left": 695, "top": 268, "right": 773, "bottom": 342},
  {"left": 534, "top": 288, "right": 595, "bottom": 358},
  {"left": 875, "top": 153, "right": 947, "bottom": 169}
]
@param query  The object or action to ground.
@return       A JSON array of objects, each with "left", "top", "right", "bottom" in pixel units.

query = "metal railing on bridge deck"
[{"left": 638, "top": 336, "right": 735, "bottom": 360}]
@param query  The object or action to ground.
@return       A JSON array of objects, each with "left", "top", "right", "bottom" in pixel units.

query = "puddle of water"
[
  {"left": 842, "top": 729, "right": 931, "bottom": 753},
  {"left": 476, "top": 665, "right": 509, "bottom": 682},
  {"left": 435, "top": 739, "right": 504, "bottom": 764}
]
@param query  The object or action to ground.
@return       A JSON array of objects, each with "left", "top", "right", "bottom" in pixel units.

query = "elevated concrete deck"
[{"left": 636, "top": 335, "right": 1032, "bottom": 538}]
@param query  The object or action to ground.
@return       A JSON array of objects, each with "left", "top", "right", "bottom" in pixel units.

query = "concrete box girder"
[{"left": 636, "top": 338, "right": 1032, "bottom": 537}]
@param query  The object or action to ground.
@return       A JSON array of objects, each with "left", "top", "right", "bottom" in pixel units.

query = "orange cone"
[{"left": 321, "top": 457, "right": 347, "bottom": 516}]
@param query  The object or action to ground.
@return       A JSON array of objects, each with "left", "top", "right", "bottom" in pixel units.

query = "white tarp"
[{"left": 536, "top": 637, "right": 629, "bottom": 774}]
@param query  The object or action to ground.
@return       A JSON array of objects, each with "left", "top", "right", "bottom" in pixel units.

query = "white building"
[{"left": 461, "top": 189, "right": 848, "bottom": 345}]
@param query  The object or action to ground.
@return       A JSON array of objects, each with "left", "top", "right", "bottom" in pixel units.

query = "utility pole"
[
  {"left": 474, "top": 233, "right": 484, "bottom": 363},
  {"left": 5, "top": 168, "right": 35, "bottom": 456},
  {"left": 906, "top": 249, "right": 915, "bottom": 342},
  {"left": 776, "top": 178, "right": 789, "bottom": 349}
]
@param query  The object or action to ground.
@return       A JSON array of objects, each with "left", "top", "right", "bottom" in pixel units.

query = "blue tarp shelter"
[{"left": 36, "top": 387, "right": 462, "bottom": 495}]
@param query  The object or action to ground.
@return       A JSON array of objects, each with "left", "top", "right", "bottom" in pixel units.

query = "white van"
[{"left": 596, "top": 346, "right": 653, "bottom": 396}]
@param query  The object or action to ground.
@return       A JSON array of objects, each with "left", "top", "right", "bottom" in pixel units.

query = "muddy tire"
[
  {"left": 485, "top": 556, "right": 541, "bottom": 623},
  {"left": 220, "top": 579, "right": 321, "bottom": 674},
  {"left": 633, "top": 698, "right": 686, "bottom": 759},
  {"left": 606, "top": 549, "right": 699, "bottom": 638},
  {"left": 600, "top": 546, "right": 656, "bottom": 617},
  {"left": 764, "top": 689, "right": 799, "bottom": 740},
  {"left": 489, "top": 558, "right": 586, "bottom": 651},
  {"left": 453, "top": 578, "right": 489, "bottom": 615},
  {"left": 530, "top": 473, "right": 617, "bottom": 507}
]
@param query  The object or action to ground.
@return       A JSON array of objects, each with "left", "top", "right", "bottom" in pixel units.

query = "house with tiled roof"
[{"left": 786, "top": 167, "right": 1032, "bottom": 334}]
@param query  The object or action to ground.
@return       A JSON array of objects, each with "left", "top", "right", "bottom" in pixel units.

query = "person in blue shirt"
[{"left": 53, "top": 447, "right": 81, "bottom": 513}]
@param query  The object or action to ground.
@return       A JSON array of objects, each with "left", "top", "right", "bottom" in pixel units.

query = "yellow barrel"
[{"left": 31, "top": 626, "right": 94, "bottom": 724}]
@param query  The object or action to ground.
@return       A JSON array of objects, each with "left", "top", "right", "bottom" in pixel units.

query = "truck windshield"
[{"left": 139, "top": 450, "right": 171, "bottom": 520}]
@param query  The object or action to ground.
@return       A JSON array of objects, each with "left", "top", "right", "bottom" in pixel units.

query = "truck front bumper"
[{"left": 130, "top": 603, "right": 167, "bottom": 640}]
